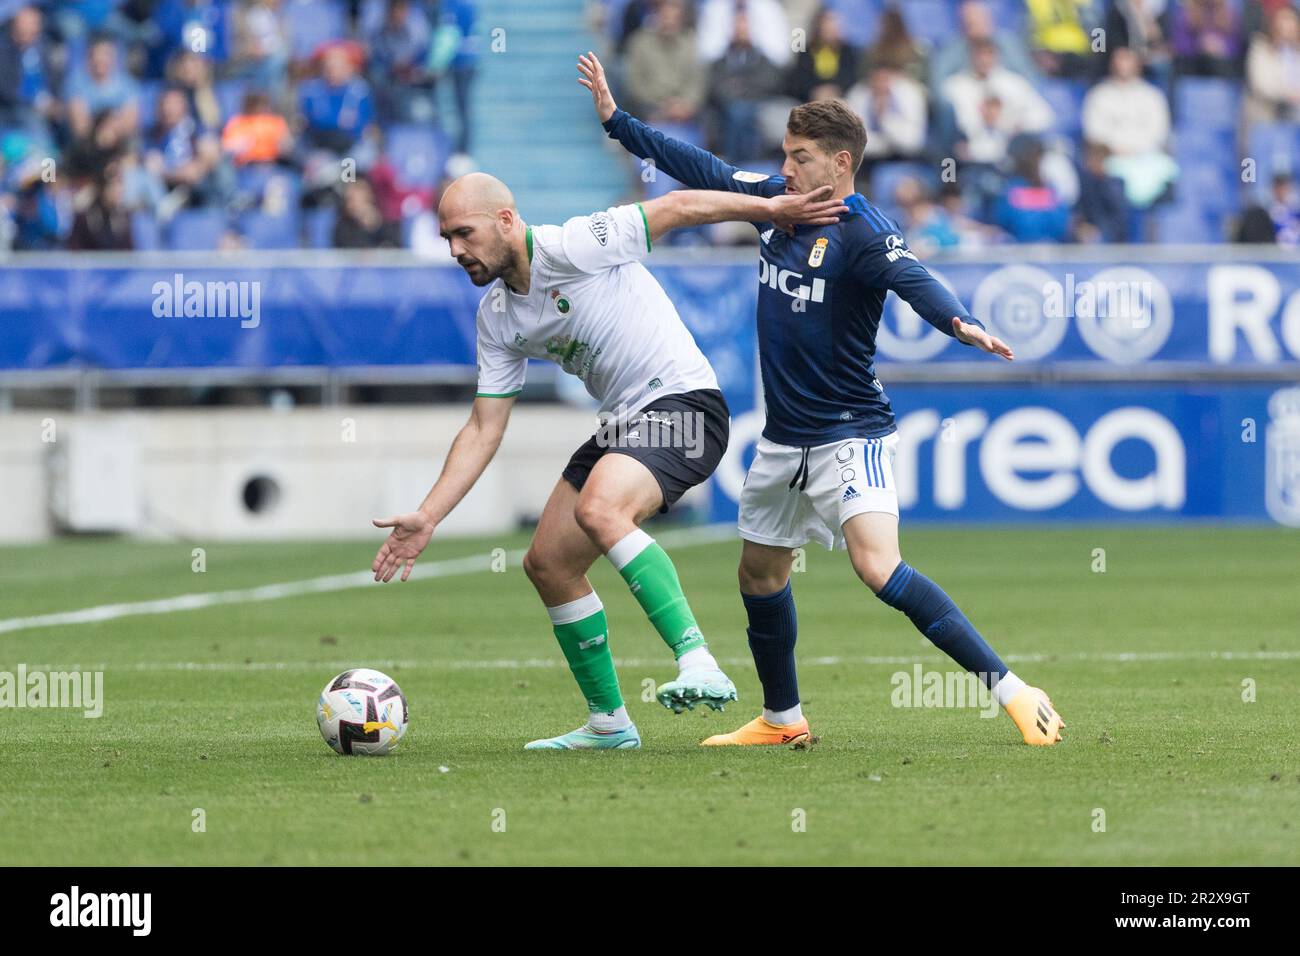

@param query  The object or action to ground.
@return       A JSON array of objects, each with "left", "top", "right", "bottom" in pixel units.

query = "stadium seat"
[
  {"left": 166, "top": 209, "right": 229, "bottom": 250},
  {"left": 214, "top": 80, "right": 248, "bottom": 125},
  {"left": 1153, "top": 203, "right": 1217, "bottom": 244},
  {"left": 239, "top": 210, "right": 302, "bottom": 250},
  {"left": 1246, "top": 121, "right": 1300, "bottom": 200},
  {"left": 1040, "top": 79, "right": 1087, "bottom": 138},
  {"left": 985, "top": 0, "right": 1027, "bottom": 32},
  {"left": 386, "top": 124, "right": 451, "bottom": 189},
  {"left": 1174, "top": 77, "right": 1241, "bottom": 132},
  {"left": 135, "top": 80, "right": 163, "bottom": 133},
  {"left": 235, "top": 165, "right": 303, "bottom": 213},
  {"left": 303, "top": 206, "right": 338, "bottom": 249},
  {"left": 282, "top": 0, "right": 347, "bottom": 61},
  {"left": 825, "top": 0, "right": 884, "bottom": 48},
  {"left": 1177, "top": 160, "right": 1241, "bottom": 214},
  {"left": 130, "top": 212, "right": 162, "bottom": 251},
  {"left": 897, "top": 0, "right": 958, "bottom": 49}
]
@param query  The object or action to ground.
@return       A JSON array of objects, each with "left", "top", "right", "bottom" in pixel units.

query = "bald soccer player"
[{"left": 370, "top": 173, "right": 847, "bottom": 750}]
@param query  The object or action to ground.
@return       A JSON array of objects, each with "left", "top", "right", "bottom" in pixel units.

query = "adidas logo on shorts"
[{"left": 842, "top": 485, "right": 860, "bottom": 502}]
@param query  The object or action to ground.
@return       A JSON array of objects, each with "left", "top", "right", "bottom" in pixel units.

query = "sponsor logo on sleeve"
[
  {"left": 587, "top": 213, "right": 611, "bottom": 246},
  {"left": 884, "top": 234, "right": 917, "bottom": 263}
]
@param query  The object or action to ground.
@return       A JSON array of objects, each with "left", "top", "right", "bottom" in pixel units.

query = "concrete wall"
[{"left": 0, "top": 406, "right": 603, "bottom": 543}]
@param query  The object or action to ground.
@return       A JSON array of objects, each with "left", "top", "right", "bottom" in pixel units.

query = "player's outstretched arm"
[
  {"left": 577, "top": 51, "right": 783, "bottom": 197},
  {"left": 640, "top": 186, "right": 847, "bottom": 242},
  {"left": 371, "top": 395, "right": 515, "bottom": 582},
  {"left": 857, "top": 229, "right": 1014, "bottom": 361}
]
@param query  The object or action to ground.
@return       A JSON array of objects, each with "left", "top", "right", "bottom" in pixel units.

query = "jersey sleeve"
[
  {"left": 556, "top": 203, "right": 652, "bottom": 274},
  {"left": 850, "top": 227, "right": 982, "bottom": 338},
  {"left": 475, "top": 308, "right": 526, "bottom": 398},
  {"left": 603, "top": 108, "right": 786, "bottom": 197}
]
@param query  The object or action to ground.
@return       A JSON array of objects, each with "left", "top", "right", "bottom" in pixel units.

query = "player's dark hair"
[{"left": 786, "top": 100, "right": 868, "bottom": 174}]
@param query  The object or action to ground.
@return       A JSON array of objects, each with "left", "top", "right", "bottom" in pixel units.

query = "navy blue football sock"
[
  {"left": 877, "top": 562, "right": 1008, "bottom": 687},
  {"left": 741, "top": 583, "right": 800, "bottom": 712}
]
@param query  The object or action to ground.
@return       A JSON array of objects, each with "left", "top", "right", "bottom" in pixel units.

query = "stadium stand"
[{"left": 0, "top": 1, "right": 1296, "bottom": 251}]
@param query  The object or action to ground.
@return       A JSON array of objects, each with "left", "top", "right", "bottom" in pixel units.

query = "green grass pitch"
[{"left": 1, "top": 525, "right": 1297, "bottom": 866}]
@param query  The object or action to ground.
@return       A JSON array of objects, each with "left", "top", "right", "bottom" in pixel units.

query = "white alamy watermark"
[
  {"left": 595, "top": 404, "right": 706, "bottom": 458},
  {"left": 152, "top": 272, "right": 261, "bottom": 328},
  {"left": 889, "top": 665, "right": 999, "bottom": 718},
  {"left": 0, "top": 665, "right": 103, "bottom": 717},
  {"left": 50, "top": 886, "right": 150, "bottom": 936},
  {"left": 1042, "top": 274, "right": 1154, "bottom": 327}
]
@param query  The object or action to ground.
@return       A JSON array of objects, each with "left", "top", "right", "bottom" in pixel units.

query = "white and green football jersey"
[{"left": 473, "top": 203, "right": 719, "bottom": 420}]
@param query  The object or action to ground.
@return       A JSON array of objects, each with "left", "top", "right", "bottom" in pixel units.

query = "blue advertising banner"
[
  {"left": 3, "top": 259, "right": 1300, "bottom": 371},
  {"left": 710, "top": 383, "right": 1300, "bottom": 529},
  {"left": 873, "top": 260, "right": 1300, "bottom": 366}
]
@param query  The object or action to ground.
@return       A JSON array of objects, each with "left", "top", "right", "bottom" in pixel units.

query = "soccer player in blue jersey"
[{"left": 578, "top": 53, "right": 1065, "bottom": 746}]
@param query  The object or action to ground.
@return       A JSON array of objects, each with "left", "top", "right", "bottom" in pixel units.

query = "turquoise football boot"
[
  {"left": 524, "top": 723, "right": 642, "bottom": 750},
  {"left": 655, "top": 668, "right": 738, "bottom": 713}
]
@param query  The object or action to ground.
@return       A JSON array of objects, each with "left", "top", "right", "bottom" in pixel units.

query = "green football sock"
[
  {"left": 609, "top": 530, "right": 707, "bottom": 659},
  {"left": 548, "top": 593, "right": 623, "bottom": 713}
]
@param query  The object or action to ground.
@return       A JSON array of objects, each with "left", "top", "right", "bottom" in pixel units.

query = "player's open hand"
[
  {"left": 577, "top": 52, "right": 617, "bottom": 122},
  {"left": 371, "top": 512, "right": 436, "bottom": 583},
  {"left": 952, "top": 317, "right": 1014, "bottom": 360},
  {"left": 769, "top": 185, "right": 849, "bottom": 234}
]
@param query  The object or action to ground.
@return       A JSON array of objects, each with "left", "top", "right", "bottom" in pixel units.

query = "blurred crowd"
[
  {"left": 0, "top": 0, "right": 478, "bottom": 252},
  {"left": 2, "top": 0, "right": 1296, "bottom": 253},
  {"left": 599, "top": 0, "right": 1300, "bottom": 247}
]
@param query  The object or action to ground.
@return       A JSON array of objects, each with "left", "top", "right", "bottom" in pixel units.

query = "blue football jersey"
[{"left": 604, "top": 109, "right": 984, "bottom": 447}]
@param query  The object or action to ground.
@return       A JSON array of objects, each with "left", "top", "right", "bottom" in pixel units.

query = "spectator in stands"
[
  {"left": 1235, "top": 171, "right": 1300, "bottom": 245},
  {"left": 624, "top": 0, "right": 706, "bottom": 123},
  {"left": 50, "top": 0, "right": 121, "bottom": 46},
  {"left": 707, "top": 9, "right": 779, "bottom": 161},
  {"left": 332, "top": 177, "right": 400, "bottom": 247},
  {"left": 943, "top": 39, "right": 1053, "bottom": 165},
  {"left": 932, "top": 0, "right": 1038, "bottom": 87},
  {"left": 1244, "top": 5, "right": 1300, "bottom": 126},
  {"left": 1105, "top": 0, "right": 1174, "bottom": 89},
  {"left": 861, "top": 5, "right": 928, "bottom": 85},
  {"left": 0, "top": 6, "right": 59, "bottom": 145},
  {"left": 2, "top": 146, "right": 63, "bottom": 250},
  {"left": 1170, "top": 0, "right": 1242, "bottom": 77},
  {"left": 993, "top": 134, "right": 1071, "bottom": 242},
  {"left": 1024, "top": 0, "right": 1104, "bottom": 78},
  {"left": 298, "top": 43, "right": 375, "bottom": 153},
  {"left": 698, "top": 0, "right": 792, "bottom": 67},
  {"left": 846, "top": 66, "right": 927, "bottom": 172},
  {"left": 1074, "top": 142, "right": 1130, "bottom": 242},
  {"left": 1243, "top": 0, "right": 1297, "bottom": 38},
  {"left": 68, "top": 161, "right": 134, "bottom": 250},
  {"left": 613, "top": 0, "right": 691, "bottom": 56},
  {"left": 892, "top": 175, "right": 960, "bottom": 255},
  {"left": 1082, "top": 46, "right": 1178, "bottom": 209},
  {"left": 230, "top": 0, "right": 290, "bottom": 96},
  {"left": 785, "top": 7, "right": 858, "bottom": 103},
  {"left": 155, "top": 0, "right": 229, "bottom": 63},
  {"left": 368, "top": 0, "right": 433, "bottom": 123},
  {"left": 145, "top": 86, "right": 225, "bottom": 207},
  {"left": 167, "top": 49, "right": 223, "bottom": 131},
  {"left": 439, "top": 0, "right": 480, "bottom": 156},
  {"left": 67, "top": 35, "right": 141, "bottom": 143},
  {"left": 222, "top": 90, "right": 294, "bottom": 165}
]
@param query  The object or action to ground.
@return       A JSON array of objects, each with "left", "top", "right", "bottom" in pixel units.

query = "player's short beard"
[{"left": 463, "top": 242, "right": 511, "bottom": 286}]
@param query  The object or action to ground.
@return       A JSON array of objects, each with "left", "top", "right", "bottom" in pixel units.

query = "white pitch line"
[
  {"left": 16, "top": 649, "right": 1300, "bottom": 673},
  {"left": 0, "top": 524, "right": 738, "bottom": 638}
]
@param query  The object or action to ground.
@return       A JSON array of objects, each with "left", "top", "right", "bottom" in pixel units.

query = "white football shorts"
[{"left": 738, "top": 432, "right": 900, "bottom": 551}]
